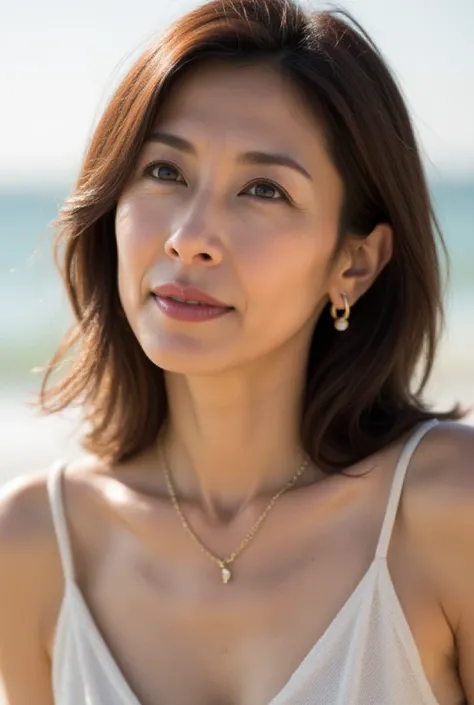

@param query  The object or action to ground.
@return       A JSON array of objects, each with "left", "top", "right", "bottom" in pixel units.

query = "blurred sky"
[{"left": 1, "top": 0, "right": 473, "bottom": 185}]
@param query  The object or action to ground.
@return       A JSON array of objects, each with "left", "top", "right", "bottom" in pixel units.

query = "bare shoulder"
[
  {"left": 405, "top": 420, "right": 474, "bottom": 502},
  {"left": 402, "top": 421, "right": 474, "bottom": 627},
  {"left": 0, "top": 458, "right": 107, "bottom": 700},
  {"left": 0, "top": 456, "right": 105, "bottom": 547},
  {"left": 0, "top": 468, "right": 56, "bottom": 553},
  {"left": 411, "top": 420, "right": 474, "bottom": 701},
  {"left": 0, "top": 457, "right": 108, "bottom": 639}
]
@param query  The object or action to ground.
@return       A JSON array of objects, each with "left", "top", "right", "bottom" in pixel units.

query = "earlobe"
[{"left": 330, "top": 292, "right": 351, "bottom": 331}]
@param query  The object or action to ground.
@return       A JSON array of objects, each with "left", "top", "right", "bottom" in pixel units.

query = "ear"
[{"left": 329, "top": 222, "right": 393, "bottom": 309}]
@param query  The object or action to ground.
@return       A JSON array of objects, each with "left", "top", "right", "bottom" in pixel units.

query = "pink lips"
[
  {"left": 152, "top": 283, "right": 230, "bottom": 308},
  {"left": 151, "top": 283, "right": 233, "bottom": 323}
]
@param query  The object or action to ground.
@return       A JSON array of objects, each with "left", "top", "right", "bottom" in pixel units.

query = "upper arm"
[
  {"left": 0, "top": 474, "right": 58, "bottom": 705},
  {"left": 414, "top": 423, "right": 474, "bottom": 703},
  {"left": 448, "top": 448, "right": 474, "bottom": 703}
]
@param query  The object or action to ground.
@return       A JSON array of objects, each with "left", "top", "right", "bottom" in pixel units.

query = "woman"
[{"left": 0, "top": 0, "right": 473, "bottom": 702}]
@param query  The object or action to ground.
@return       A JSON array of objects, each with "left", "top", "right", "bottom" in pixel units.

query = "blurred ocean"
[{"left": 0, "top": 178, "right": 473, "bottom": 476}]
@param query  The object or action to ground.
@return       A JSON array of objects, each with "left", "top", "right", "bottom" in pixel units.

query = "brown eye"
[
  {"left": 144, "top": 161, "right": 185, "bottom": 182},
  {"left": 244, "top": 180, "right": 288, "bottom": 202}
]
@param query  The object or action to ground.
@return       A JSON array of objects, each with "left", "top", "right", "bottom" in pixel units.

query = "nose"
[{"left": 164, "top": 195, "right": 225, "bottom": 267}]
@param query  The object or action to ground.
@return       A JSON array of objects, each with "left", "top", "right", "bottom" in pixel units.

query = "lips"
[
  {"left": 152, "top": 283, "right": 232, "bottom": 309},
  {"left": 152, "top": 291, "right": 233, "bottom": 323}
]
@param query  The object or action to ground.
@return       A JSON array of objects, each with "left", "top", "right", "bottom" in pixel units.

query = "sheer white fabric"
[{"left": 47, "top": 419, "right": 440, "bottom": 705}]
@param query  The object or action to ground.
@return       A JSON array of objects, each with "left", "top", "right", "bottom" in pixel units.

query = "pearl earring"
[{"left": 330, "top": 292, "right": 350, "bottom": 331}]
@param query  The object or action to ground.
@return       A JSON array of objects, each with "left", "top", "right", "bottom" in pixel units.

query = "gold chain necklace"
[{"left": 159, "top": 437, "right": 310, "bottom": 585}]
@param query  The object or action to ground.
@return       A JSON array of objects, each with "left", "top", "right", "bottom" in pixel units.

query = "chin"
[{"left": 138, "top": 334, "right": 243, "bottom": 377}]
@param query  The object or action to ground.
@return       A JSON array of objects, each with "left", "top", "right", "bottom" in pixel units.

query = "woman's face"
[{"left": 115, "top": 61, "right": 345, "bottom": 375}]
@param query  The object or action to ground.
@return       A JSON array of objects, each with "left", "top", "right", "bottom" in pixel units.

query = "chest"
[{"left": 62, "top": 499, "right": 457, "bottom": 705}]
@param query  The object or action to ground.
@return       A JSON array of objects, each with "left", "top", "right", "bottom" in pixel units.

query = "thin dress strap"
[
  {"left": 46, "top": 459, "right": 75, "bottom": 583},
  {"left": 375, "top": 419, "right": 439, "bottom": 560}
]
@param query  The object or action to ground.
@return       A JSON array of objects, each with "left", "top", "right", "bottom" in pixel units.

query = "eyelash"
[{"left": 142, "top": 160, "right": 291, "bottom": 203}]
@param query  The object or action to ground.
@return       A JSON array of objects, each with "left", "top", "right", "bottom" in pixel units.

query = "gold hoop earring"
[{"left": 330, "top": 292, "right": 350, "bottom": 331}]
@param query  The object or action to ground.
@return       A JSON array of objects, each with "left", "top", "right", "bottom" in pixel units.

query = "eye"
[
  {"left": 243, "top": 179, "right": 289, "bottom": 203},
  {"left": 143, "top": 161, "right": 185, "bottom": 183},
  {"left": 142, "top": 161, "right": 290, "bottom": 203}
]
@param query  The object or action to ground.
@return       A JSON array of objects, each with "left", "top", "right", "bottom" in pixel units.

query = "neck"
[{"left": 158, "top": 358, "right": 318, "bottom": 522}]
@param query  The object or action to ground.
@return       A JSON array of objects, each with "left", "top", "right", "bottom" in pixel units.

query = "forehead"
[{"left": 153, "top": 61, "right": 330, "bottom": 163}]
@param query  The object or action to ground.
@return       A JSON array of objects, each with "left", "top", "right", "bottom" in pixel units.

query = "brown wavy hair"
[{"left": 38, "top": 0, "right": 463, "bottom": 471}]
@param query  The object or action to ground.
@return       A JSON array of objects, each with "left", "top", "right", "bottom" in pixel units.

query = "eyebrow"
[{"left": 145, "top": 131, "right": 313, "bottom": 182}]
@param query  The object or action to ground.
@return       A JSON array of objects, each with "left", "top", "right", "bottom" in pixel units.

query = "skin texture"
[
  {"left": 115, "top": 61, "right": 392, "bottom": 518},
  {"left": 0, "top": 62, "right": 473, "bottom": 705}
]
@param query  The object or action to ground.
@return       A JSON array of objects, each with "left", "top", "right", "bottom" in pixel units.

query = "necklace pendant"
[{"left": 221, "top": 566, "right": 231, "bottom": 584}]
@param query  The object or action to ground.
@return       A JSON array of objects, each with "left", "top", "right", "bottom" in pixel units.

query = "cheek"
[
  {"left": 237, "top": 215, "right": 335, "bottom": 316},
  {"left": 115, "top": 196, "right": 162, "bottom": 262},
  {"left": 115, "top": 194, "right": 170, "bottom": 298},
  {"left": 115, "top": 197, "right": 157, "bottom": 317},
  {"left": 263, "top": 251, "right": 327, "bottom": 330},
  {"left": 229, "top": 229, "right": 332, "bottom": 360}
]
